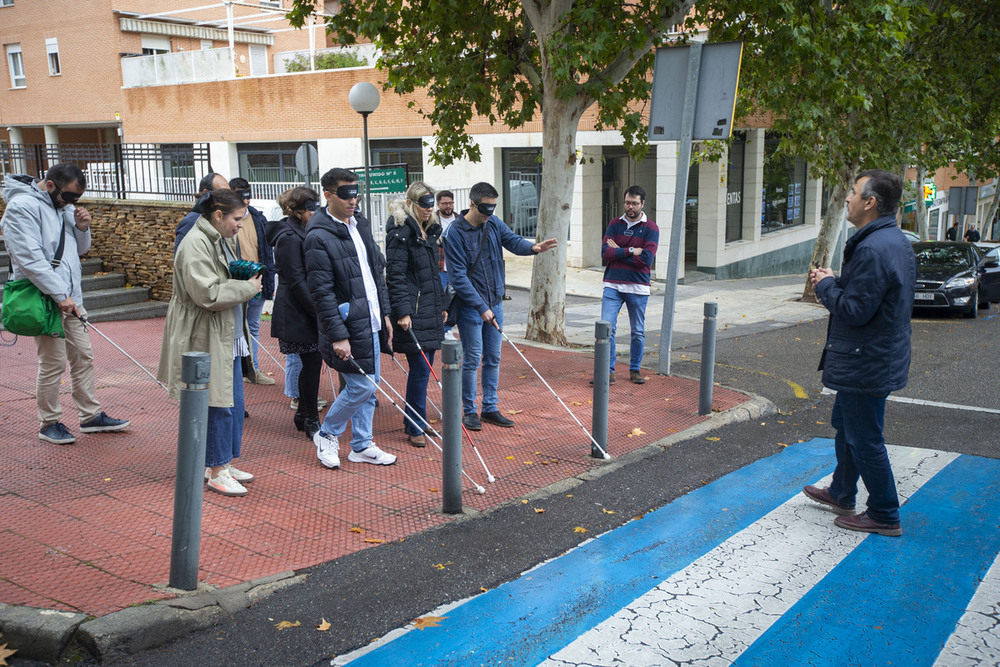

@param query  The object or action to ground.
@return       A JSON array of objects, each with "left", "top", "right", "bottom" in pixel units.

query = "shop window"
[
  {"left": 726, "top": 132, "right": 746, "bottom": 242},
  {"left": 6, "top": 43, "right": 25, "bottom": 88},
  {"left": 502, "top": 148, "right": 541, "bottom": 237},
  {"left": 761, "top": 133, "right": 807, "bottom": 234}
]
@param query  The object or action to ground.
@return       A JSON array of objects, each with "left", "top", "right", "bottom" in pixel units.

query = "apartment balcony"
[{"left": 121, "top": 48, "right": 236, "bottom": 88}]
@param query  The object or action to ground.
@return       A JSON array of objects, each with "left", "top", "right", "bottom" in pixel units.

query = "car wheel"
[{"left": 963, "top": 290, "right": 979, "bottom": 318}]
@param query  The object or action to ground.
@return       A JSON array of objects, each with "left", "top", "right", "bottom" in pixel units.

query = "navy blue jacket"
[
  {"left": 815, "top": 215, "right": 916, "bottom": 394},
  {"left": 442, "top": 211, "right": 535, "bottom": 316},
  {"left": 265, "top": 216, "right": 316, "bottom": 344},
  {"left": 304, "top": 206, "right": 390, "bottom": 374}
]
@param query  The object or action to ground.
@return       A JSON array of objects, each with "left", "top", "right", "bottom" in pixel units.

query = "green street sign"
[{"left": 353, "top": 167, "right": 407, "bottom": 194}]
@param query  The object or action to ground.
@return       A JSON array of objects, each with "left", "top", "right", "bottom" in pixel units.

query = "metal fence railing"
[{"left": 0, "top": 143, "right": 211, "bottom": 200}]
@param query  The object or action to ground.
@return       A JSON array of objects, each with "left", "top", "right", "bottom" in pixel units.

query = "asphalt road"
[{"left": 43, "top": 303, "right": 1000, "bottom": 667}]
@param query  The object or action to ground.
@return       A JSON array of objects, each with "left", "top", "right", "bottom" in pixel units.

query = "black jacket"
[
  {"left": 304, "top": 206, "right": 390, "bottom": 374},
  {"left": 247, "top": 205, "right": 276, "bottom": 300},
  {"left": 265, "top": 216, "right": 317, "bottom": 344},
  {"left": 385, "top": 201, "right": 445, "bottom": 354},
  {"left": 815, "top": 215, "right": 916, "bottom": 394}
]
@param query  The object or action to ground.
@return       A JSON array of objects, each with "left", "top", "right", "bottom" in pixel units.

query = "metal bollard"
[
  {"left": 698, "top": 302, "right": 718, "bottom": 415},
  {"left": 169, "top": 351, "right": 211, "bottom": 591},
  {"left": 591, "top": 320, "right": 611, "bottom": 458},
  {"left": 441, "top": 340, "right": 463, "bottom": 514}
]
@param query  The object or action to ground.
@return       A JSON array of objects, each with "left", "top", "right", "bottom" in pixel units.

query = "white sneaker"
[
  {"left": 291, "top": 397, "right": 327, "bottom": 410},
  {"left": 203, "top": 463, "right": 254, "bottom": 483},
  {"left": 444, "top": 329, "right": 457, "bottom": 341},
  {"left": 314, "top": 431, "right": 341, "bottom": 469},
  {"left": 206, "top": 468, "right": 248, "bottom": 496},
  {"left": 289, "top": 397, "right": 299, "bottom": 410},
  {"left": 348, "top": 443, "right": 397, "bottom": 466}
]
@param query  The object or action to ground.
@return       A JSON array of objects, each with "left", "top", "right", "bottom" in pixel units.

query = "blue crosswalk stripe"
[{"left": 334, "top": 440, "right": 1000, "bottom": 666}]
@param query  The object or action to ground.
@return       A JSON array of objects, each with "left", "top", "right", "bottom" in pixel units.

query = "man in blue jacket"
[
  {"left": 804, "top": 169, "right": 916, "bottom": 537},
  {"left": 443, "top": 182, "right": 557, "bottom": 430}
]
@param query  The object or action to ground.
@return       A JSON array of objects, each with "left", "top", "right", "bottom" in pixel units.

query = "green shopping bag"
[{"left": 1, "top": 278, "right": 65, "bottom": 338}]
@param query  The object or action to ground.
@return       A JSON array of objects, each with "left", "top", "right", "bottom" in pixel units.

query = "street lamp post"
[{"left": 348, "top": 82, "right": 380, "bottom": 223}]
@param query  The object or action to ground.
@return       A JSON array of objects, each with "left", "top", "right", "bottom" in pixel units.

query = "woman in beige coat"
[{"left": 158, "top": 189, "right": 262, "bottom": 497}]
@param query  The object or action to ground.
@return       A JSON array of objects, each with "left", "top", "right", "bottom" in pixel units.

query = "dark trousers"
[
  {"left": 295, "top": 350, "right": 322, "bottom": 420},
  {"left": 404, "top": 349, "right": 435, "bottom": 436},
  {"left": 828, "top": 391, "right": 901, "bottom": 524}
]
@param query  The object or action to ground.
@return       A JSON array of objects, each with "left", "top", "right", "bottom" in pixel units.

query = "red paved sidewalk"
[{"left": 0, "top": 318, "right": 748, "bottom": 617}]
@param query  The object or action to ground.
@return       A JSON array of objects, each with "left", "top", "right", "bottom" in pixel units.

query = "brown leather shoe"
[
  {"left": 802, "top": 485, "right": 855, "bottom": 515},
  {"left": 408, "top": 434, "right": 426, "bottom": 448},
  {"left": 629, "top": 370, "right": 646, "bottom": 384},
  {"left": 834, "top": 512, "right": 902, "bottom": 537}
]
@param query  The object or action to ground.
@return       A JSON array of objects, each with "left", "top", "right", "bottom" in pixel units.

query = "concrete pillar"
[
  {"left": 697, "top": 153, "right": 727, "bottom": 271},
  {"left": 743, "top": 129, "right": 765, "bottom": 242},
  {"left": 654, "top": 142, "right": 678, "bottom": 281},
  {"left": 102, "top": 127, "right": 118, "bottom": 145},
  {"left": 804, "top": 174, "right": 822, "bottom": 227},
  {"left": 43, "top": 124, "right": 60, "bottom": 165},
  {"left": 208, "top": 141, "right": 238, "bottom": 180},
  {"left": 6, "top": 126, "right": 28, "bottom": 174},
  {"left": 569, "top": 146, "right": 603, "bottom": 268},
  {"left": 43, "top": 124, "right": 59, "bottom": 146}
]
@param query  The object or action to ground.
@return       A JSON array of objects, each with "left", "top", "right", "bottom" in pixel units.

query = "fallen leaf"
[
  {"left": 633, "top": 513, "right": 646, "bottom": 520},
  {"left": 524, "top": 461, "right": 533, "bottom": 465},
  {"left": 364, "top": 538, "right": 386, "bottom": 544},
  {"left": 521, "top": 500, "right": 528, "bottom": 504},
  {"left": 317, "top": 619, "right": 331, "bottom": 632},
  {"left": 480, "top": 587, "right": 489, "bottom": 593},
  {"left": 518, "top": 375, "right": 527, "bottom": 379},
  {"left": 626, "top": 427, "right": 645, "bottom": 438},
  {"left": 429, "top": 488, "right": 439, "bottom": 492},
  {"left": 413, "top": 616, "right": 447, "bottom": 630},
  {"left": 569, "top": 401, "right": 583, "bottom": 406},
  {"left": 705, "top": 436, "right": 720, "bottom": 442},
  {"left": 573, "top": 526, "right": 588, "bottom": 533},
  {"left": 429, "top": 418, "right": 440, "bottom": 424},
  {"left": 777, "top": 443, "right": 789, "bottom": 448},
  {"left": 815, "top": 421, "right": 825, "bottom": 425},
  {"left": 104, "top": 478, "right": 111, "bottom": 482},
  {"left": 506, "top": 455, "right": 516, "bottom": 460},
  {"left": 534, "top": 451, "right": 541, "bottom": 455},
  {"left": 507, "top": 409, "right": 523, "bottom": 415},
  {"left": 0, "top": 643, "right": 17, "bottom": 665},
  {"left": 602, "top": 508, "right": 616, "bottom": 514},
  {"left": 534, "top": 508, "right": 545, "bottom": 513},
  {"left": 432, "top": 562, "right": 452, "bottom": 570},
  {"left": 275, "top": 620, "right": 301, "bottom": 630},
  {"left": 664, "top": 398, "right": 671, "bottom": 402},
  {"left": 565, "top": 494, "right": 574, "bottom": 498},
  {"left": 349, "top": 526, "right": 365, "bottom": 534}
]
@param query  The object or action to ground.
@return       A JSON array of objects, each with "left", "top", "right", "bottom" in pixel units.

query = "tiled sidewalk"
[{"left": 0, "top": 318, "right": 748, "bottom": 617}]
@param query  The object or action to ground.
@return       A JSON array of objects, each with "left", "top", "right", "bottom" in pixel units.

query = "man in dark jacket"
[
  {"left": 174, "top": 172, "right": 228, "bottom": 253},
  {"left": 304, "top": 168, "right": 396, "bottom": 469},
  {"left": 804, "top": 169, "right": 916, "bottom": 537},
  {"left": 230, "top": 177, "right": 276, "bottom": 385},
  {"left": 443, "top": 182, "right": 557, "bottom": 431}
]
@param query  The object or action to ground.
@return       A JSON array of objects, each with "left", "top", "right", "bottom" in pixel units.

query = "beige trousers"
[{"left": 34, "top": 308, "right": 101, "bottom": 427}]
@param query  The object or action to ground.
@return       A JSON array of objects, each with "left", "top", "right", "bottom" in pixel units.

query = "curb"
[
  {"left": 0, "top": 572, "right": 306, "bottom": 664},
  {"left": 0, "top": 391, "right": 773, "bottom": 664}
]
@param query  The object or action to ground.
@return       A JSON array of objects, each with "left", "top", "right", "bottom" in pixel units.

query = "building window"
[
  {"left": 140, "top": 34, "right": 170, "bottom": 56},
  {"left": 6, "top": 43, "right": 25, "bottom": 88},
  {"left": 1, "top": 0, "right": 13, "bottom": 7},
  {"left": 370, "top": 139, "right": 423, "bottom": 184},
  {"left": 200, "top": 40, "right": 214, "bottom": 50},
  {"left": 45, "top": 38, "right": 60, "bottom": 76},
  {"left": 248, "top": 44, "right": 268, "bottom": 76},
  {"left": 261, "top": 0, "right": 281, "bottom": 7},
  {"left": 726, "top": 132, "right": 746, "bottom": 243},
  {"left": 761, "top": 133, "right": 807, "bottom": 234},
  {"left": 501, "top": 148, "right": 541, "bottom": 238},
  {"left": 237, "top": 142, "right": 319, "bottom": 185}
]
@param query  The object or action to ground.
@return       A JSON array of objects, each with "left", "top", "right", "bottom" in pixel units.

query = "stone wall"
[{"left": 0, "top": 197, "right": 185, "bottom": 301}]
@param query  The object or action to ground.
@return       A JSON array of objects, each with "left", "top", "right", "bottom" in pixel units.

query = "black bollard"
[
  {"left": 169, "top": 351, "right": 211, "bottom": 591},
  {"left": 441, "top": 340, "right": 463, "bottom": 514},
  {"left": 592, "top": 320, "right": 611, "bottom": 458}
]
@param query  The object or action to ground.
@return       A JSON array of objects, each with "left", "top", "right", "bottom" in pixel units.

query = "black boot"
[
  {"left": 303, "top": 417, "right": 321, "bottom": 440},
  {"left": 293, "top": 412, "right": 306, "bottom": 432}
]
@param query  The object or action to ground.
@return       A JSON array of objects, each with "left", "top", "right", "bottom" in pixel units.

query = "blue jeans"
[
  {"left": 404, "top": 349, "right": 435, "bottom": 436},
  {"left": 319, "top": 332, "right": 379, "bottom": 452},
  {"left": 440, "top": 271, "right": 448, "bottom": 290},
  {"left": 245, "top": 295, "right": 263, "bottom": 370},
  {"left": 205, "top": 357, "right": 244, "bottom": 467},
  {"left": 457, "top": 303, "right": 503, "bottom": 415},
  {"left": 601, "top": 287, "right": 648, "bottom": 373},
  {"left": 828, "top": 391, "right": 900, "bottom": 524},
  {"left": 284, "top": 353, "right": 302, "bottom": 398}
]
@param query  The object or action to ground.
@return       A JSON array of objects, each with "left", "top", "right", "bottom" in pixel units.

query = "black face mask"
[
  {"left": 334, "top": 184, "right": 359, "bottom": 200},
  {"left": 416, "top": 193, "right": 436, "bottom": 209},
  {"left": 476, "top": 202, "right": 497, "bottom": 217},
  {"left": 236, "top": 189, "right": 252, "bottom": 200},
  {"left": 296, "top": 199, "right": 320, "bottom": 213}
]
